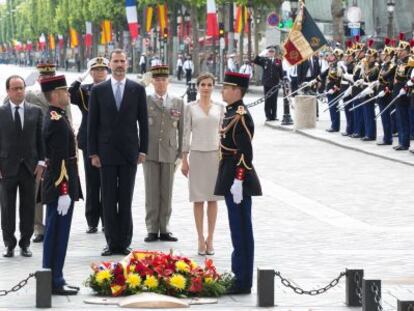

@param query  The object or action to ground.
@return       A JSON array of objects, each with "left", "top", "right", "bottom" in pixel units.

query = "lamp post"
[
  {"left": 247, "top": 0, "right": 253, "bottom": 63},
  {"left": 386, "top": 0, "right": 395, "bottom": 38},
  {"left": 184, "top": 10, "right": 191, "bottom": 55}
]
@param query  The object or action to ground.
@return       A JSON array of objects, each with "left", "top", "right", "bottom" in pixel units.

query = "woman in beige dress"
[{"left": 181, "top": 72, "right": 224, "bottom": 256}]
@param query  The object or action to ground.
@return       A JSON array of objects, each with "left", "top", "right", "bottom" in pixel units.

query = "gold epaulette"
[
  {"left": 408, "top": 57, "right": 414, "bottom": 68},
  {"left": 236, "top": 105, "right": 247, "bottom": 116},
  {"left": 50, "top": 110, "right": 62, "bottom": 121},
  {"left": 54, "top": 160, "right": 69, "bottom": 187}
]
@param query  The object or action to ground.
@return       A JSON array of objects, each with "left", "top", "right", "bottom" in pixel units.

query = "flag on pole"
[
  {"left": 49, "top": 34, "right": 56, "bottom": 50},
  {"left": 283, "top": 2, "right": 327, "bottom": 66},
  {"left": 27, "top": 40, "right": 33, "bottom": 51},
  {"left": 101, "top": 20, "right": 112, "bottom": 45},
  {"left": 234, "top": 5, "right": 248, "bottom": 33},
  {"left": 58, "top": 34, "right": 64, "bottom": 49},
  {"left": 206, "top": 0, "right": 219, "bottom": 37},
  {"left": 39, "top": 33, "right": 46, "bottom": 50},
  {"left": 126, "top": 0, "right": 139, "bottom": 40},
  {"left": 70, "top": 28, "right": 78, "bottom": 48},
  {"left": 85, "top": 22, "right": 93, "bottom": 47},
  {"left": 145, "top": 6, "right": 153, "bottom": 33},
  {"left": 157, "top": 4, "right": 168, "bottom": 36}
]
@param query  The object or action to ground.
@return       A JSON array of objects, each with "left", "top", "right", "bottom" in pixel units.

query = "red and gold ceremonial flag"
[
  {"left": 101, "top": 20, "right": 112, "bottom": 45},
  {"left": 70, "top": 28, "right": 78, "bottom": 48},
  {"left": 234, "top": 5, "right": 248, "bottom": 33},
  {"left": 145, "top": 6, "right": 153, "bottom": 33},
  {"left": 49, "top": 34, "right": 56, "bottom": 50},
  {"left": 157, "top": 4, "right": 168, "bottom": 36},
  {"left": 283, "top": 3, "right": 327, "bottom": 66}
]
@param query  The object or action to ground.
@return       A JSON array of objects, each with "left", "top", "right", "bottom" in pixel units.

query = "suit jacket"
[
  {"left": 297, "top": 57, "right": 321, "bottom": 85},
  {"left": 0, "top": 101, "right": 44, "bottom": 178},
  {"left": 253, "top": 55, "right": 284, "bottom": 87},
  {"left": 146, "top": 94, "right": 184, "bottom": 163},
  {"left": 87, "top": 78, "right": 149, "bottom": 166}
]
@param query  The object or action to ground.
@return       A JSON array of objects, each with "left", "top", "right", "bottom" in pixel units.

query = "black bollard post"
[
  {"left": 398, "top": 300, "right": 414, "bottom": 311},
  {"left": 257, "top": 268, "right": 275, "bottom": 307},
  {"left": 345, "top": 269, "right": 364, "bottom": 307},
  {"left": 186, "top": 82, "right": 197, "bottom": 103},
  {"left": 362, "top": 279, "right": 381, "bottom": 311},
  {"left": 36, "top": 269, "right": 52, "bottom": 308}
]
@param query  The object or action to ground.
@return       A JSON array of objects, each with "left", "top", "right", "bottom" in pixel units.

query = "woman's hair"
[{"left": 196, "top": 72, "right": 215, "bottom": 86}]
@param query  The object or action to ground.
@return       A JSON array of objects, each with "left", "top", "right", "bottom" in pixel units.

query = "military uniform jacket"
[
  {"left": 393, "top": 57, "right": 411, "bottom": 96},
  {"left": 42, "top": 106, "right": 82, "bottom": 204},
  {"left": 146, "top": 94, "right": 184, "bottom": 163},
  {"left": 214, "top": 100, "right": 262, "bottom": 196},
  {"left": 378, "top": 61, "right": 396, "bottom": 93},
  {"left": 253, "top": 55, "right": 284, "bottom": 87},
  {"left": 68, "top": 80, "right": 93, "bottom": 150},
  {"left": 323, "top": 62, "right": 341, "bottom": 94}
]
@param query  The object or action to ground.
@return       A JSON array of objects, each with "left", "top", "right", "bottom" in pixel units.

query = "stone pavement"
[{"left": 0, "top": 65, "right": 414, "bottom": 310}]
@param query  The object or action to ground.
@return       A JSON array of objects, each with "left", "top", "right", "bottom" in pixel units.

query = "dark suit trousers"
[
  {"left": 264, "top": 86, "right": 278, "bottom": 120},
  {"left": 82, "top": 151, "right": 102, "bottom": 228},
  {"left": 101, "top": 165, "right": 137, "bottom": 250},
  {"left": 0, "top": 163, "right": 35, "bottom": 249}
]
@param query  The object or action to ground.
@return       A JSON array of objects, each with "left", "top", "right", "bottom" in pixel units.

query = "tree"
[{"left": 331, "top": 0, "right": 344, "bottom": 44}]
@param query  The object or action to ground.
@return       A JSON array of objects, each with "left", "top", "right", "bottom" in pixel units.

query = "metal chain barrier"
[
  {"left": 354, "top": 272, "right": 362, "bottom": 304},
  {"left": 274, "top": 270, "right": 346, "bottom": 296},
  {"left": 0, "top": 273, "right": 35, "bottom": 296},
  {"left": 371, "top": 282, "right": 383, "bottom": 311},
  {"left": 246, "top": 84, "right": 281, "bottom": 109},
  {"left": 408, "top": 304, "right": 414, "bottom": 311}
]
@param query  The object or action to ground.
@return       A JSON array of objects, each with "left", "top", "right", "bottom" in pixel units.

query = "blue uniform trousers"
[
  {"left": 395, "top": 98, "right": 410, "bottom": 148},
  {"left": 410, "top": 104, "right": 414, "bottom": 139},
  {"left": 43, "top": 201, "right": 74, "bottom": 289},
  {"left": 378, "top": 96, "right": 393, "bottom": 144},
  {"left": 327, "top": 94, "right": 340, "bottom": 131},
  {"left": 343, "top": 100, "right": 354, "bottom": 135},
  {"left": 353, "top": 99, "right": 365, "bottom": 137},
  {"left": 362, "top": 101, "right": 376, "bottom": 139},
  {"left": 225, "top": 194, "right": 254, "bottom": 290}
]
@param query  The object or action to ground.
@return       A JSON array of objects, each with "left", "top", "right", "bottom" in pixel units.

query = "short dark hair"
[
  {"left": 6, "top": 75, "right": 25, "bottom": 90},
  {"left": 110, "top": 49, "right": 126, "bottom": 60},
  {"left": 196, "top": 72, "right": 215, "bottom": 86},
  {"left": 43, "top": 91, "right": 53, "bottom": 102}
]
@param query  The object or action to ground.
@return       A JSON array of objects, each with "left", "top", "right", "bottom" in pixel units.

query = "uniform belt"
[{"left": 221, "top": 151, "right": 237, "bottom": 158}]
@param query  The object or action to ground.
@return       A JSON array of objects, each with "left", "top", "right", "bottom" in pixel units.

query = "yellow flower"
[
  {"left": 129, "top": 264, "right": 136, "bottom": 273},
  {"left": 204, "top": 277, "right": 214, "bottom": 285},
  {"left": 95, "top": 270, "right": 112, "bottom": 284},
  {"left": 144, "top": 275, "right": 159, "bottom": 289},
  {"left": 175, "top": 260, "right": 190, "bottom": 273},
  {"left": 190, "top": 260, "right": 198, "bottom": 269},
  {"left": 126, "top": 273, "right": 142, "bottom": 288},
  {"left": 169, "top": 274, "right": 186, "bottom": 290}
]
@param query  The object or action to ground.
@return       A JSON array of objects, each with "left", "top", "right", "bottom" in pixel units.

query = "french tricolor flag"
[
  {"left": 126, "top": 0, "right": 139, "bottom": 40},
  {"left": 206, "top": 0, "right": 219, "bottom": 37}
]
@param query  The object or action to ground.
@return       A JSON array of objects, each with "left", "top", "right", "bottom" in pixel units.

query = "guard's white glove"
[
  {"left": 77, "top": 69, "right": 90, "bottom": 83},
  {"left": 141, "top": 71, "right": 152, "bottom": 87},
  {"left": 361, "top": 87, "right": 374, "bottom": 97},
  {"left": 378, "top": 90, "right": 386, "bottom": 98},
  {"left": 354, "top": 79, "right": 364, "bottom": 86},
  {"left": 407, "top": 79, "right": 414, "bottom": 87},
  {"left": 343, "top": 73, "right": 354, "bottom": 83},
  {"left": 230, "top": 179, "right": 243, "bottom": 205},
  {"left": 259, "top": 49, "right": 268, "bottom": 57},
  {"left": 399, "top": 88, "right": 407, "bottom": 96},
  {"left": 343, "top": 87, "right": 352, "bottom": 98},
  {"left": 25, "top": 71, "right": 40, "bottom": 87},
  {"left": 327, "top": 89, "right": 335, "bottom": 95},
  {"left": 57, "top": 194, "right": 71, "bottom": 216}
]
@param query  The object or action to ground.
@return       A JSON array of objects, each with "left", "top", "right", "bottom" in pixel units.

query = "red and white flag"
[
  {"left": 85, "top": 22, "right": 92, "bottom": 47},
  {"left": 39, "top": 33, "right": 46, "bottom": 50},
  {"left": 206, "top": 0, "right": 219, "bottom": 37},
  {"left": 126, "top": 0, "right": 139, "bottom": 40}
]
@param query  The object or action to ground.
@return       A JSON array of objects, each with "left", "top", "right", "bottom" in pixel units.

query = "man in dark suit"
[
  {"left": 88, "top": 49, "right": 149, "bottom": 256},
  {"left": 297, "top": 55, "right": 321, "bottom": 88},
  {"left": 69, "top": 57, "right": 109, "bottom": 234},
  {"left": 0, "top": 75, "right": 44, "bottom": 257}
]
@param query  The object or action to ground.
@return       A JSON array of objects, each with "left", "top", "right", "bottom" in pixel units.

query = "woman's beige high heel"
[{"left": 205, "top": 240, "right": 215, "bottom": 256}]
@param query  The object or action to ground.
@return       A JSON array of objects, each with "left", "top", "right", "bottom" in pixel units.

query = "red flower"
[{"left": 188, "top": 276, "right": 203, "bottom": 293}]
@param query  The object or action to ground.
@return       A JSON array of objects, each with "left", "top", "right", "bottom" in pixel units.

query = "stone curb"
[{"left": 265, "top": 121, "right": 414, "bottom": 167}]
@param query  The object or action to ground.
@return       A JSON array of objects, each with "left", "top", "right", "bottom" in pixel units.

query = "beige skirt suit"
[{"left": 183, "top": 100, "right": 225, "bottom": 202}]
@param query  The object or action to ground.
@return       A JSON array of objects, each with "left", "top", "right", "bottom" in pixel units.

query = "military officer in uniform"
[
  {"left": 25, "top": 64, "right": 72, "bottom": 243},
  {"left": 215, "top": 72, "right": 262, "bottom": 295},
  {"left": 40, "top": 75, "right": 82, "bottom": 295},
  {"left": 253, "top": 46, "right": 284, "bottom": 121},
  {"left": 143, "top": 65, "right": 184, "bottom": 242},
  {"left": 69, "top": 57, "right": 109, "bottom": 234}
]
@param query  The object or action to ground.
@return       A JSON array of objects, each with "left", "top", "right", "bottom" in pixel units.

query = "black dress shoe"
[
  {"left": 20, "top": 247, "right": 32, "bottom": 257},
  {"left": 101, "top": 246, "right": 114, "bottom": 256},
  {"left": 144, "top": 233, "right": 159, "bottom": 242},
  {"left": 32, "top": 234, "right": 44, "bottom": 243},
  {"left": 65, "top": 284, "right": 80, "bottom": 291},
  {"left": 52, "top": 285, "right": 78, "bottom": 296},
  {"left": 159, "top": 233, "right": 178, "bottom": 242},
  {"left": 377, "top": 141, "right": 392, "bottom": 146},
  {"left": 86, "top": 227, "right": 98, "bottom": 234},
  {"left": 119, "top": 247, "right": 132, "bottom": 255},
  {"left": 361, "top": 137, "right": 375, "bottom": 141},
  {"left": 394, "top": 145, "right": 409, "bottom": 151},
  {"left": 351, "top": 134, "right": 361, "bottom": 138},
  {"left": 225, "top": 286, "right": 251, "bottom": 295},
  {"left": 3, "top": 247, "right": 14, "bottom": 258},
  {"left": 341, "top": 132, "right": 350, "bottom": 136},
  {"left": 325, "top": 128, "right": 336, "bottom": 133}
]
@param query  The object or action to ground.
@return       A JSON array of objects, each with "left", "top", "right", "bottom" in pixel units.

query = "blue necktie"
[{"left": 115, "top": 82, "right": 122, "bottom": 110}]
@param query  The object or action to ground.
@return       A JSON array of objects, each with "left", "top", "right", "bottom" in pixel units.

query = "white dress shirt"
[
  {"left": 110, "top": 76, "right": 126, "bottom": 102},
  {"left": 9, "top": 100, "right": 25, "bottom": 129}
]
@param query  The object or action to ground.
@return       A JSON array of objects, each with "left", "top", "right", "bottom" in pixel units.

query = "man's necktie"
[
  {"left": 115, "top": 82, "right": 122, "bottom": 110},
  {"left": 15, "top": 106, "right": 22, "bottom": 133}
]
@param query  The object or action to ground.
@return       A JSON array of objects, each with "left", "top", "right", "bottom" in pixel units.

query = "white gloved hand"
[
  {"left": 361, "top": 87, "right": 374, "bottom": 97},
  {"left": 57, "top": 194, "right": 71, "bottom": 216},
  {"left": 343, "top": 73, "right": 354, "bottom": 83},
  {"left": 230, "top": 179, "right": 243, "bottom": 205},
  {"left": 25, "top": 71, "right": 40, "bottom": 87},
  {"left": 378, "top": 90, "right": 386, "bottom": 98},
  {"left": 407, "top": 80, "right": 414, "bottom": 87},
  {"left": 77, "top": 69, "right": 90, "bottom": 82},
  {"left": 259, "top": 49, "right": 268, "bottom": 57},
  {"left": 343, "top": 87, "right": 352, "bottom": 98},
  {"left": 354, "top": 79, "right": 364, "bottom": 86},
  {"left": 399, "top": 88, "right": 407, "bottom": 96},
  {"left": 327, "top": 89, "right": 335, "bottom": 95}
]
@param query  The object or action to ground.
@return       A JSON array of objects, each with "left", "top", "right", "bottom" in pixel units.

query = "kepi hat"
[
  {"left": 36, "top": 63, "right": 56, "bottom": 76},
  {"left": 40, "top": 75, "right": 68, "bottom": 93},
  {"left": 150, "top": 65, "right": 169, "bottom": 78},
  {"left": 223, "top": 72, "right": 250, "bottom": 89},
  {"left": 88, "top": 57, "right": 109, "bottom": 70}
]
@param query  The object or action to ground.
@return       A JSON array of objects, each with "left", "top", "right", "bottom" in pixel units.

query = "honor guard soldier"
[
  {"left": 215, "top": 72, "right": 262, "bottom": 295},
  {"left": 392, "top": 33, "right": 412, "bottom": 150},
  {"left": 69, "top": 57, "right": 109, "bottom": 234},
  {"left": 376, "top": 38, "right": 397, "bottom": 145},
  {"left": 40, "top": 75, "right": 82, "bottom": 295}
]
